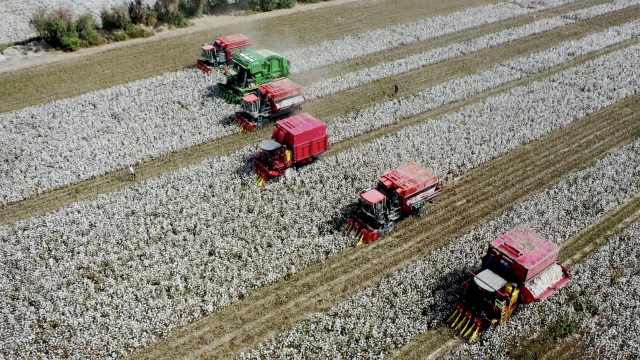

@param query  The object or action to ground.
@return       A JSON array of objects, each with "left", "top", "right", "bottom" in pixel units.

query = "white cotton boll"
[
  {"left": 2, "top": 8, "right": 640, "bottom": 360},
  {"left": 239, "top": 139, "right": 640, "bottom": 359}
]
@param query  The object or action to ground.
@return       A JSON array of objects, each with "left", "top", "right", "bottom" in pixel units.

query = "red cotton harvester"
[
  {"left": 447, "top": 227, "right": 571, "bottom": 342},
  {"left": 254, "top": 113, "right": 328, "bottom": 186},
  {"left": 235, "top": 78, "right": 305, "bottom": 131},
  {"left": 197, "top": 33, "right": 250, "bottom": 75},
  {"left": 346, "top": 162, "right": 443, "bottom": 245}
]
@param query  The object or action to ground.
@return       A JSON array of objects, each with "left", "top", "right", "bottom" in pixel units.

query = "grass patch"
[{"left": 509, "top": 316, "right": 579, "bottom": 360}]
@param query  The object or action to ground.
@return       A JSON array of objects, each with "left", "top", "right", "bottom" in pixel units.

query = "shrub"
[
  {"left": 101, "top": 6, "right": 131, "bottom": 31},
  {"left": 125, "top": 24, "right": 153, "bottom": 38},
  {"left": 277, "top": 0, "right": 296, "bottom": 8},
  {"left": 31, "top": 8, "right": 51, "bottom": 38},
  {"left": 128, "top": 0, "right": 147, "bottom": 24},
  {"left": 60, "top": 34, "right": 81, "bottom": 51},
  {"left": 145, "top": 13, "right": 158, "bottom": 27},
  {"left": 76, "top": 15, "right": 105, "bottom": 46},
  {"left": 179, "top": 0, "right": 205, "bottom": 17},
  {"left": 250, "top": 0, "right": 296, "bottom": 12},
  {"left": 111, "top": 30, "right": 129, "bottom": 41},
  {"left": 155, "top": 0, "right": 188, "bottom": 27},
  {"left": 44, "top": 17, "right": 73, "bottom": 48},
  {"left": 203, "top": 0, "right": 225, "bottom": 14}
]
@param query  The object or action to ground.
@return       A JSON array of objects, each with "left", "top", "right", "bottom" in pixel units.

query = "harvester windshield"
[
  {"left": 242, "top": 94, "right": 260, "bottom": 114},
  {"left": 359, "top": 189, "right": 386, "bottom": 223}
]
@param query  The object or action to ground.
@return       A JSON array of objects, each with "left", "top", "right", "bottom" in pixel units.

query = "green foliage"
[
  {"left": 250, "top": 0, "right": 296, "bottom": 11},
  {"left": 125, "top": 24, "right": 153, "bottom": 38},
  {"left": 543, "top": 318, "right": 579, "bottom": 341},
  {"left": 155, "top": 0, "right": 189, "bottom": 27},
  {"left": 111, "top": 30, "right": 129, "bottom": 42},
  {"left": 60, "top": 33, "right": 81, "bottom": 51},
  {"left": 101, "top": 6, "right": 131, "bottom": 31},
  {"left": 179, "top": 0, "right": 205, "bottom": 17},
  {"left": 30, "top": 8, "right": 51, "bottom": 39},
  {"left": 76, "top": 15, "right": 105, "bottom": 46},
  {"left": 277, "top": 0, "right": 296, "bottom": 8},
  {"left": 128, "top": 0, "right": 148, "bottom": 24}
]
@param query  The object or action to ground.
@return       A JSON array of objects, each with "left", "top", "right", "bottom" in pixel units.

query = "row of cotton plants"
[
  {"left": 449, "top": 222, "right": 640, "bottom": 359},
  {"left": 238, "top": 137, "right": 640, "bottom": 359},
  {"left": 0, "top": 41, "right": 638, "bottom": 358},
  {"left": 0, "top": 0, "right": 589, "bottom": 204}
]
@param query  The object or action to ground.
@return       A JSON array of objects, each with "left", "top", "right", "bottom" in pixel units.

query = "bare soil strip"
[
  {"left": 2, "top": 8, "right": 635, "bottom": 225},
  {"left": 129, "top": 94, "right": 640, "bottom": 359},
  {"left": 391, "top": 177, "right": 640, "bottom": 360},
  {"left": 0, "top": 0, "right": 492, "bottom": 114}
]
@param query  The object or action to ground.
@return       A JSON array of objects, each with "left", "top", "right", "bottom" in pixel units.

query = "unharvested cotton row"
[
  {"left": 238, "top": 137, "right": 640, "bottom": 360},
  {"left": 0, "top": 0, "right": 581, "bottom": 204},
  {"left": 0, "top": 40, "right": 637, "bottom": 360}
]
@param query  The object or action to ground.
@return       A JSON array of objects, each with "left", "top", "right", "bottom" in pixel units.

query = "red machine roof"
[
  {"left": 274, "top": 113, "right": 326, "bottom": 145},
  {"left": 215, "top": 33, "right": 250, "bottom": 49},
  {"left": 380, "top": 162, "right": 439, "bottom": 198},
  {"left": 259, "top": 78, "right": 303, "bottom": 101},
  {"left": 361, "top": 189, "right": 386, "bottom": 204},
  {"left": 243, "top": 93, "right": 259, "bottom": 103},
  {"left": 491, "top": 228, "right": 559, "bottom": 279}
]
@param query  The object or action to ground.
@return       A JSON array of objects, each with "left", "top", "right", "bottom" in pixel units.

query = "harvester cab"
[
  {"left": 218, "top": 49, "right": 291, "bottom": 104},
  {"left": 447, "top": 228, "right": 571, "bottom": 342},
  {"left": 253, "top": 113, "right": 328, "bottom": 186},
  {"left": 235, "top": 79, "right": 305, "bottom": 131},
  {"left": 197, "top": 33, "right": 250, "bottom": 75},
  {"left": 347, "top": 162, "right": 442, "bottom": 245}
]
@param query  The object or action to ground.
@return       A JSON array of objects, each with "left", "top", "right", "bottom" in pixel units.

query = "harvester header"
[{"left": 447, "top": 227, "right": 571, "bottom": 342}]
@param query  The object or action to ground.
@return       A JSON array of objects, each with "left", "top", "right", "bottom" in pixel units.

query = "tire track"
[
  {"left": 2, "top": 6, "right": 636, "bottom": 225},
  {"left": 391, "top": 174, "right": 640, "bottom": 360},
  {"left": 129, "top": 95, "right": 640, "bottom": 359}
]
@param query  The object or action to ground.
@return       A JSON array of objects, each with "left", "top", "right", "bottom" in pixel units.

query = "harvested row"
[
  {"left": 393, "top": 191, "right": 640, "bottom": 359},
  {"left": 304, "top": 0, "right": 640, "bottom": 100},
  {"left": 0, "top": 0, "right": 560, "bottom": 205},
  {"left": 448, "top": 220, "right": 640, "bottom": 359},
  {"left": 1, "top": 43, "right": 637, "bottom": 359},
  {"left": 138, "top": 79, "right": 640, "bottom": 359},
  {"left": 1, "top": 0, "right": 632, "bottom": 206},
  {"left": 237, "top": 133, "right": 640, "bottom": 360},
  {"left": 3, "top": 2, "right": 637, "bottom": 226},
  {"left": 327, "top": 19, "right": 640, "bottom": 142}
]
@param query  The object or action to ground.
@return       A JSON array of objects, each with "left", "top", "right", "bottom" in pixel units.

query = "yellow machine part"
[
  {"left": 446, "top": 308, "right": 482, "bottom": 342},
  {"left": 285, "top": 149, "right": 292, "bottom": 162}
]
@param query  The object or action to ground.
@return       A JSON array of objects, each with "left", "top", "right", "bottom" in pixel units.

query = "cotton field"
[{"left": 1, "top": 0, "right": 639, "bottom": 359}]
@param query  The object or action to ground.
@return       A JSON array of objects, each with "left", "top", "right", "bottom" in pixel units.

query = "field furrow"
[
  {"left": 2, "top": 34, "right": 638, "bottom": 360},
  {"left": 2, "top": 1, "right": 637, "bottom": 221},
  {"left": 127, "top": 45, "right": 640, "bottom": 358},
  {"left": 240, "top": 122, "right": 640, "bottom": 360},
  {"left": 0, "top": 0, "right": 504, "bottom": 112}
]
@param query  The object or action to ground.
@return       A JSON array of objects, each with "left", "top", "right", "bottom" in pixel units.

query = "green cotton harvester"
[{"left": 217, "top": 49, "right": 291, "bottom": 104}]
